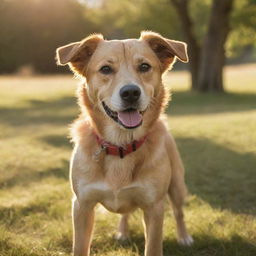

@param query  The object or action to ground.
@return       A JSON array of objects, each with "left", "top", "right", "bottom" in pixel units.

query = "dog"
[{"left": 56, "top": 31, "right": 193, "bottom": 256}]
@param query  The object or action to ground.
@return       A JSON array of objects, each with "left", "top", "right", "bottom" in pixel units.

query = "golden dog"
[{"left": 56, "top": 31, "right": 193, "bottom": 256}]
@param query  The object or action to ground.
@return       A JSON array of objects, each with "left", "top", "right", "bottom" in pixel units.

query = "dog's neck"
[{"left": 100, "top": 122, "right": 148, "bottom": 147}]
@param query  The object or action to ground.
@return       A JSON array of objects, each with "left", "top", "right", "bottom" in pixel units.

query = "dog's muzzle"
[
  {"left": 102, "top": 84, "right": 145, "bottom": 129},
  {"left": 102, "top": 102, "right": 143, "bottom": 129}
]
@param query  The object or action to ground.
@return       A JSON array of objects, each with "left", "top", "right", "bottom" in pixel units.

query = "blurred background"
[
  {"left": 0, "top": 1, "right": 256, "bottom": 256},
  {"left": 0, "top": 0, "right": 255, "bottom": 89}
]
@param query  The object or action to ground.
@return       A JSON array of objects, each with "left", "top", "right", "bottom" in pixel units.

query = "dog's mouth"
[{"left": 102, "top": 102, "right": 143, "bottom": 129}]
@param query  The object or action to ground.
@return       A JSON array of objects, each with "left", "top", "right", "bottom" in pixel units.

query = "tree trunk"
[
  {"left": 170, "top": 0, "right": 200, "bottom": 90},
  {"left": 198, "top": 0, "right": 234, "bottom": 92},
  {"left": 170, "top": 0, "right": 234, "bottom": 92}
]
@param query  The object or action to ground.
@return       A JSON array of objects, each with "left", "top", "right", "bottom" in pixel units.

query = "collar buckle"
[{"left": 92, "top": 145, "right": 106, "bottom": 161}]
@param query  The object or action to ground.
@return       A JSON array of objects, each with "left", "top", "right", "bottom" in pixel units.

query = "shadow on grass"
[
  {"left": 162, "top": 234, "right": 256, "bottom": 256},
  {"left": 1, "top": 232, "right": 255, "bottom": 256},
  {"left": 0, "top": 238, "right": 48, "bottom": 256},
  {"left": 39, "top": 134, "right": 71, "bottom": 148},
  {"left": 167, "top": 91, "right": 256, "bottom": 116},
  {"left": 0, "top": 214, "right": 71, "bottom": 256},
  {"left": 89, "top": 232, "right": 256, "bottom": 256},
  {"left": 0, "top": 160, "right": 69, "bottom": 189},
  {"left": 176, "top": 136, "right": 256, "bottom": 215},
  {"left": 0, "top": 96, "right": 77, "bottom": 126}
]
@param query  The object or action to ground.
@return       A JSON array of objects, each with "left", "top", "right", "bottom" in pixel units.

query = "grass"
[{"left": 0, "top": 64, "right": 256, "bottom": 256}]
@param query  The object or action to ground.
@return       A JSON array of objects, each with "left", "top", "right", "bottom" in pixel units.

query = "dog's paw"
[
  {"left": 114, "top": 232, "right": 130, "bottom": 243},
  {"left": 178, "top": 235, "right": 194, "bottom": 246}
]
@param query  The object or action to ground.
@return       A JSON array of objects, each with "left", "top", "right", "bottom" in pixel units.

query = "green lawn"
[{"left": 0, "top": 64, "right": 256, "bottom": 256}]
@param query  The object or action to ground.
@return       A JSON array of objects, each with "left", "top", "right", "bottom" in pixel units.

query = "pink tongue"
[{"left": 118, "top": 110, "right": 142, "bottom": 127}]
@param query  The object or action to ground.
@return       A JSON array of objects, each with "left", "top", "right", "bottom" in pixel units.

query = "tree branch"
[{"left": 170, "top": 0, "right": 200, "bottom": 88}]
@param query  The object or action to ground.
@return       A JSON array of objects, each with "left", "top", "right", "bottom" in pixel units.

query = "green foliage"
[
  {"left": 187, "top": 0, "right": 211, "bottom": 44},
  {"left": 86, "top": 0, "right": 182, "bottom": 39},
  {"left": 228, "top": 0, "right": 256, "bottom": 56}
]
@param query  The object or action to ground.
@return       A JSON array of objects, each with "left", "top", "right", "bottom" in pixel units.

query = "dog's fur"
[{"left": 56, "top": 31, "right": 193, "bottom": 256}]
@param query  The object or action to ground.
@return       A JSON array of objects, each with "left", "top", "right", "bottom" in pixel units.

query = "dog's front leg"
[
  {"left": 143, "top": 200, "right": 164, "bottom": 256},
  {"left": 72, "top": 198, "right": 95, "bottom": 256}
]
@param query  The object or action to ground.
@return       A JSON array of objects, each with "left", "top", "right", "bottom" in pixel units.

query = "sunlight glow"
[{"left": 77, "top": 0, "right": 103, "bottom": 8}]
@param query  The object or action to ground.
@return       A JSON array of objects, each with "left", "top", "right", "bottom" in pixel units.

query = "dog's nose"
[{"left": 120, "top": 85, "right": 141, "bottom": 104}]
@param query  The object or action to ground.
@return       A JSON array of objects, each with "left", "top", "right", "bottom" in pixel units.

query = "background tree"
[
  {"left": 170, "top": 0, "right": 234, "bottom": 92},
  {"left": 227, "top": 0, "right": 256, "bottom": 60}
]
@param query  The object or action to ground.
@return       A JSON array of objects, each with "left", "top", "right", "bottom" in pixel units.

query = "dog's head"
[{"left": 56, "top": 32, "right": 188, "bottom": 136}]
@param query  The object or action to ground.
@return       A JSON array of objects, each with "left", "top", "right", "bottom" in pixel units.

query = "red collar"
[{"left": 95, "top": 133, "right": 147, "bottom": 159}]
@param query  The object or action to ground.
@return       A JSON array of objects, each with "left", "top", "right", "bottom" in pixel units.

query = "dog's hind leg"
[
  {"left": 115, "top": 214, "right": 130, "bottom": 241},
  {"left": 168, "top": 184, "right": 193, "bottom": 246},
  {"left": 166, "top": 134, "right": 193, "bottom": 246}
]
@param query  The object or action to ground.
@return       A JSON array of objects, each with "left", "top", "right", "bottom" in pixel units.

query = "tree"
[
  {"left": 85, "top": 0, "right": 182, "bottom": 39},
  {"left": 0, "top": 0, "right": 97, "bottom": 73},
  {"left": 228, "top": 0, "right": 256, "bottom": 58},
  {"left": 170, "top": 0, "right": 234, "bottom": 92}
]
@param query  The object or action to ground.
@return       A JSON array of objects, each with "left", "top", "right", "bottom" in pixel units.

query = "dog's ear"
[
  {"left": 140, "top": 31, "right": 188, "bottom": 71},
  {"left": 56, "top": 42, "right": 80, "bottom": 66},
  {"left": 56, "top": 34, "right": 103, "bottom": 76}
]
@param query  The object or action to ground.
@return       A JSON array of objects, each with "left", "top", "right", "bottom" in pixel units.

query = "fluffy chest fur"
[
  {"left": 71, "top": 131, "right": 172, "bottom": 213},
  {"left": 78, "top": 180, "right": 158, "bottom": 213}
]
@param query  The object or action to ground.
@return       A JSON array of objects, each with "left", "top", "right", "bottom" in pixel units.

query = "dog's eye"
[
  {"left": 138, "top": 63, "right": 151, "bottom": 73},
  {"left": 99, "top": 65, "right": 113, "bottom": 75}
]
